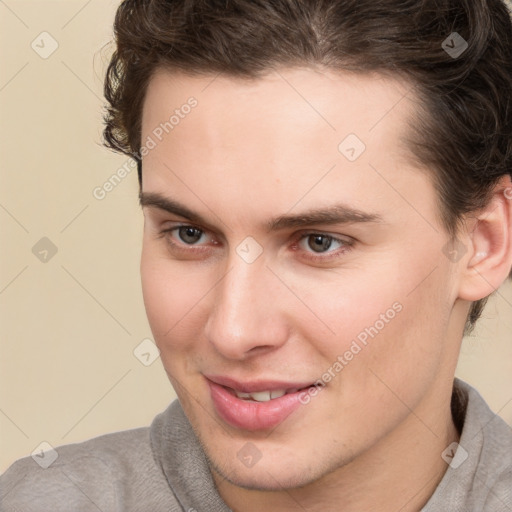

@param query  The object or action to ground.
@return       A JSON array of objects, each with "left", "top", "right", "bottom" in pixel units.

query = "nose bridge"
[{"left": 204, "top": 252, "right": 287, "bottom": 358}]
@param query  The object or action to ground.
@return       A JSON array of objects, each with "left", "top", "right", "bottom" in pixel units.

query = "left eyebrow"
[
  {"left": 139, "top": 191, "right": 383, "bottom": 232},
  {"left": 266, "top": 205, "right": 383, "bottom": 231}
]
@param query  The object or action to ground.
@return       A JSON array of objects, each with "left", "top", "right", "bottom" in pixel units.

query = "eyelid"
[
  {"left": 160, "top": 224, "right": 217, "bottom": 245},
  {"left": 295, "top": 229, "right": 353, "bottom": 243},
  {"left": 159, "top": 223, "right": 355, "bottom": 261},
  {"left": 148, "top": 209, "right": 222, "bottom": 238},
  {"left": 161, "top": 224, "right": 351, "bottom": 244},
  {"left": 291, "top": 231, "right": 354, "bottom": 260}
]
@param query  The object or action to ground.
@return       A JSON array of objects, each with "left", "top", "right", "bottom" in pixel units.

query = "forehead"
[
  {"left": 141, "top": 66, "right": 417, "bottom": 153},
  {"left": 140, "top": 67, "right": 428, "bottom": 224}
]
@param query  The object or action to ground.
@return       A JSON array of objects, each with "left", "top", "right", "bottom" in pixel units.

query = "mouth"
[
  {"left": 226, "top": 386, "right": 308, "bottom": 402},
  {"left": 204, "top": 375, "right": 318, "bottom": 430},
  {"left": 205, "top": 374, "right": 314, "bottom": 398}
]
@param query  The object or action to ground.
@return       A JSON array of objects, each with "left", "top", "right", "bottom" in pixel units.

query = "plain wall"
[{"left": 1, "top": 0, "right": 511, "bottom": 473}]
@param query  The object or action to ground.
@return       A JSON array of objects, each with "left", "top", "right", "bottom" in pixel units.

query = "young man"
[{"left": 2, "top": 0, "right": 512, "bottom": 511}]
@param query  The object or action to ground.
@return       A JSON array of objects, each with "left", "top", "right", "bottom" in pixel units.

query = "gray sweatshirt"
[{"left": 1, "top": 378, "right": 511, "bottom": 511}]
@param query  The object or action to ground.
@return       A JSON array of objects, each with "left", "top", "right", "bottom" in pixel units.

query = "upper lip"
[{"left": 205, "top": 374, "right": 315, "bottom": 393}]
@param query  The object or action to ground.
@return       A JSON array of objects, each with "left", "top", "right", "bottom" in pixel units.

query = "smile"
[
  {"left": 205, "top": 375, "right": 318, "bottom": 430},
  {"left": 231, "top": 388, "right": 300, "bottom": 402}
]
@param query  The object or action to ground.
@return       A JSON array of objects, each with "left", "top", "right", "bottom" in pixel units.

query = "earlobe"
[{"left": 457, "top": 175, "right": 512, "bottom": 302}]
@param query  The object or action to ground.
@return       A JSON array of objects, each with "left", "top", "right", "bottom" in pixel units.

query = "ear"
[{"left": 457, "top": 175, "right": 512, "bottom": 301}]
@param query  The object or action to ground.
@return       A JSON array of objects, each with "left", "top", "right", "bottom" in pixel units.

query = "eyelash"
[{"left": 158, "top": 225, "right": 354, "bottom": 262}]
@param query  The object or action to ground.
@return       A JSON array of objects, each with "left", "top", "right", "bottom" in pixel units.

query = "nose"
[{"left": 204, "top": 254, "right": 289, "bottom": 360}]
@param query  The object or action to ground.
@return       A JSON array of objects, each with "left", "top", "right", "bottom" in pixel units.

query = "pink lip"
[
  {"left": 205, "top": 374, "right": 313, "bottom": 393},
  {"left": 205, "top": 376, "right": 314, "bottom": 431}
]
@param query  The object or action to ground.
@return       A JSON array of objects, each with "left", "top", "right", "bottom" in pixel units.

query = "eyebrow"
[{"left": 139, "top": 191, "right": 383, "bottom": 232}]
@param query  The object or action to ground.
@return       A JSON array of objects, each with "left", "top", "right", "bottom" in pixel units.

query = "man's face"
[{"left": 140, "top": 67, "right": 463, "bottom": 489}]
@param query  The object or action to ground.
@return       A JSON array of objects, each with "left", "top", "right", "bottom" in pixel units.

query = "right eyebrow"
[
  {"left": 139, "top": 192, "right": 204, "bottom": 224},
  {"left": 139, "top": 191, "right": 383, "bottom": 232}
]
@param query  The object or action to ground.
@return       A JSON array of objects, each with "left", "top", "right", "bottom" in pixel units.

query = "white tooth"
[
  {"left": 233, "top": 389, "right": 288, "bottom": 401},
  {"left": 234, "top": 391, "right": 252, "bottom": 399},
  {"left": 249, "top": 391, "right": 272, "bottom": 402}
]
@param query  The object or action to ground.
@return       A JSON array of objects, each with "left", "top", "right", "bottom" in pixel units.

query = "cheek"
[
  {"left": 299, "top": 257, "right": 452, "bottom": 384},
  {"left": 336, "top": 270, "right": 453, "bottom": 412},
  {"left": 291, "top": 266, "right": 404, "bottom": 357},
  {"left": 140, "top": 245, "right": 207, "bottom": 347}
]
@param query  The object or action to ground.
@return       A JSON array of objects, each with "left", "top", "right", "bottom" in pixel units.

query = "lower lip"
[{"left": 207, "top": 380, "right": 306, "bottom": 431}]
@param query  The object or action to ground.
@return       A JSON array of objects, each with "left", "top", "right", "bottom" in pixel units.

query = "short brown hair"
[{"left": 103, "top": 0, "right": 512, "bottom": 332}]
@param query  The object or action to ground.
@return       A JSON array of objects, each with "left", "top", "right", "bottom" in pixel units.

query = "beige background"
[{"left": 1, "top": 0, "right": 511, "bottom": 474}]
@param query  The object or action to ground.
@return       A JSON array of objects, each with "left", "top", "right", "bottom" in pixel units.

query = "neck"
[{"left": 212, "top": 381, "right": 460, "bottom": 512}]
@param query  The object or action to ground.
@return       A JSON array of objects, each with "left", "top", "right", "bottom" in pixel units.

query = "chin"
[
  {"left": 201, "top": 436, "right": 346, "bottom": 492},
  {"left": 212, "top": 458, "right": 322, "bottom": 491}
]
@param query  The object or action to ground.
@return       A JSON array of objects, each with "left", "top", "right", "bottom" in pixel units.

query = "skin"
[{"left": 139, "top": 67, "right": 512, "bottom": 511}]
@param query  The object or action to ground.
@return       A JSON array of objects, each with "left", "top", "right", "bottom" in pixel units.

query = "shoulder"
[
  {"left": 483, "top": 468, "right": 512, "bottom": 511},
  {"left": 0, "top": 426, "right": 175, "bottom": 512},
  {"left": 472, "top": 396, "right": 512, "bottom": 510},
  {"left": 423, "top": 379, "right": 512, "bottom": 511}
]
